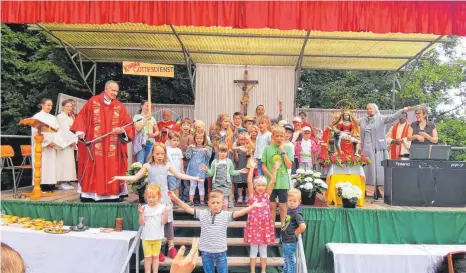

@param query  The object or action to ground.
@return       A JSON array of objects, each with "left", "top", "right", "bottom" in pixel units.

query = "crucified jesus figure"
[{"left": 234, "top": 69, "right": 258, "bottom": 116}]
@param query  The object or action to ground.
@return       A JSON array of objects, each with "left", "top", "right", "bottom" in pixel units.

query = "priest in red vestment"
[
  {"left": 156, "top": 110, "right": 176, "bottom": 143},
  {"left": 386, "top": 111, "right": 411, "bottom": 160},
  {"left": 71, "top": 80, "right": 134, "bottom": 201}
]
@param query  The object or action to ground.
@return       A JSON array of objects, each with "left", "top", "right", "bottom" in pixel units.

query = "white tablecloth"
[
  {"left": 327, "top": 243, "right": 466, "bottom": 273},
  {"left": 327, "top": 165, "right": 365, "bottom": 177},
  {"left": 1, "top": 226, "right": 138, "bottom": 273}
]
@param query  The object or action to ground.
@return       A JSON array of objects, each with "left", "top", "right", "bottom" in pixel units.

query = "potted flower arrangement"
[
  {"left": 291, "top": 169, "right": 328, "bottom": 205},
  {"left": 125, "top": 162, "right": 149, "bottom": 203},
  {"left": 319, "top": 154, "right": 372, "bottom": 168},
  {"left": 335, "top": 182, "right": 363, "bottom": 208}
]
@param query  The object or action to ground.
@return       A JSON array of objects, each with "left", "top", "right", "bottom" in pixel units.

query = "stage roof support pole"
[
  {"left": 36, "top": 23, "right": 97, "bottom": 95},
  {"left": 93, "top": 63, "right": 97, "bottom": 95},
  {"left": 394, "top": 35, "right": 443, "bottom": 100},
  {"left": 395, "top": 35, "right": 444, "bottom": 73},
  {"left": 294, "top": 31, "right": 311, "bottom": 116},
  {"left": 170, "top": 25, "right": 196, "bottom": 98},
  {"left": 392, "top": 74, "right": 396, "bottom": 111}
]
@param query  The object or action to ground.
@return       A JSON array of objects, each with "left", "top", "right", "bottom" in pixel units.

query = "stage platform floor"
[{"left": 3, "top": 184, "right": 465, "bottom": 212}]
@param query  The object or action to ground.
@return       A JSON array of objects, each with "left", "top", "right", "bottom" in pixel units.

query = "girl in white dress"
[
  {"left": 56, "top": 99, "right": 78, "bottom": 190},
  {"left": 31, "top": 98, "right": 59, "bottom": 192},
  {"left": 110, "top": 143, "right": 201, "bottom": 261}
]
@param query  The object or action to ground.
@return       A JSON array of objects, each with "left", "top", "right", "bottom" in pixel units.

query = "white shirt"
[
  {"left": 103, "top": 95, "right": 112, "bottom": 105},
  {"left": 254, "top": 131, "right": 272, "bottom": 159},
  {"left": 167, "top": 145, "right": 183, "bottom": 176},
  {"left": 141, "top": 204, "right": 166, "bottom": 240},
  {"left": 300, "top": 139, "right": 313, "bottom": 163}
]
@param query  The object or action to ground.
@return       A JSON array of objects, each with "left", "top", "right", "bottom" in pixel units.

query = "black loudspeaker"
[{"left": 383, "top": 160, "right": 466, "bottom": 207}]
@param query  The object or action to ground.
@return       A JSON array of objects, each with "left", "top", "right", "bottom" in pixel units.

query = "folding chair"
[
  {"left": 16, "top": 145, "right": 33, "bottom": 184},
  {"left": 0, "top": 145, "right": 32, "bottom": 193}
]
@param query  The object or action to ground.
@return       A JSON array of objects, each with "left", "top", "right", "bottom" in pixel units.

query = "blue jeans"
[
  {"left": 168, "top": 176, "right": 181, "bottom": 190},
  {"left": 201, "top": 251, "right": 228, "bottom": 273},
  {"left": 136, "top": 141, "right": 153, "bottom": 163},
  {"left": 257, "top": 158, "right": 264, "bottom": 176},
  {"left": 282, "top": 242, "right": 297, "bottom": 273},
  {"left": 181, "top": 180, "right": 190, "bottom": 201}
]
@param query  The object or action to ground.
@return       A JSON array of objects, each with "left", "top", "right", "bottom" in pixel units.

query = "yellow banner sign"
[{"left": 122, "top": 62, "right": 174, "bottom": 78}]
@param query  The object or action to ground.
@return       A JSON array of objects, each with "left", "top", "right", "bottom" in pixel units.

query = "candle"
[{"left": 115, "top": 218, "right": 123, "bottom": 232}]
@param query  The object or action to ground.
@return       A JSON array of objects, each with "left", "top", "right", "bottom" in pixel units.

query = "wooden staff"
[{"left": 148, "top": 76, "right": 152, "bottom": 116}]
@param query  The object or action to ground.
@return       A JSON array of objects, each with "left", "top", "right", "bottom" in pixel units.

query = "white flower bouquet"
[
  {"left": 291, "top": 169, "right": 328, "bottom": 197},
  {"left": 336, "top": 182, "right": 362, "bottom": 204},
  {"left": 126, "top": 162, "right": 149, "bottom": 194}
]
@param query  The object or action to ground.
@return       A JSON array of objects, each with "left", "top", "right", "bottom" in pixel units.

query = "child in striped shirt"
[{"left": 168, "top": 190, "right": 261, "bottom": 273}]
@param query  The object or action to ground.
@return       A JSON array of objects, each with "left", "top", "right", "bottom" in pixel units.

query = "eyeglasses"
[{"left": 446, "top": 251, "right": 466, "bottom": 273}]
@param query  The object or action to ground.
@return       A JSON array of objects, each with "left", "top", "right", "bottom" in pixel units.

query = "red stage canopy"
[{"left": 2, "top": 1, "right": 466, "bottom": 36}]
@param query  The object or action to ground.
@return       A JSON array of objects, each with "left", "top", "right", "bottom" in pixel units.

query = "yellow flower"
[{"left": 131, "top": 162, "right": 142, "bottom": 169}]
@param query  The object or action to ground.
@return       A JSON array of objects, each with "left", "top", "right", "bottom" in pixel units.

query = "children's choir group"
[{"left": 116, "top": 109, "right": 311, "bottom": 273}]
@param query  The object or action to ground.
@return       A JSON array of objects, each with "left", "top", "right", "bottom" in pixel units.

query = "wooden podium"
[{"left": 19, "top": 118, "right": 58, "bottom": 200}]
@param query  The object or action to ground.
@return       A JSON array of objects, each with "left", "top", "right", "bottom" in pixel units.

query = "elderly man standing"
[
  {"left": 386, "top": 111, "right": 411, "bottom": 160},
  {"left": 71, "top": 80, "right": 134, "bottom": 202},
  {"left": 156, "top": 110, "right": 176, "bottom": 143}
]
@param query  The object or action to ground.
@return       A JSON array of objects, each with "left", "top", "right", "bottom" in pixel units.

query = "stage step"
[
  {"left": 173, "top": 220, "right": 282, "bottom": 228},
  {"left": 173, "top": 206, "right": 248, "bottom": 214},
  {"left": 160, "top": 257, "right": 284, "bottom": 267},
  {"left": 173, "top": 237, "right": 281, "bottom": 246}
]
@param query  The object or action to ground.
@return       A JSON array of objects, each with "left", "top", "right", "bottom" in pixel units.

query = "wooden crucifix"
[{"left": 234, "top": 68, "right": 258, "bottom": 116}]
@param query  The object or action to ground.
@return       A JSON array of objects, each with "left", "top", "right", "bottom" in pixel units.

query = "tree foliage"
[
  {"left": 1, "top": 24, "right": 87, "bottom": 135},
  {"left": 297, "top": 40, "right": 466, "bottom": 118},
  {"left": 93, "top": 63, "right": 192, "bottom": 104},
  {"left": 399, "top": 52, "right": 465, "bottom": 117},
  {"left": 436, "top": 117, "right": 466, "bottom": 161},
  {"left": 1, "top": 24, "right": 193, "bottom": 135},
  {"left": 296, "top": 70, "right": 394, "bottom": 109}
]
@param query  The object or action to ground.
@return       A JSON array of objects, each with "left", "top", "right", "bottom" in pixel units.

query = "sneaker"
[
  {"left": 62, "top": 183, "right": 73, "bottom": 190},
  {"left": 228, "top": 200, "right": 234, "bottom": 208},
  {"left": 168, "top": 247, "right": 178, "bottom": 259},
  {"left": 159, "top": 252, "right": 166, "bottom": 262},
  {"left": 187, "top": 201, "right": 194, "bottom": 206},
  {"left": 236, "top": 198, "right": 242, "bottom": 204},
  {"left": 245, "top": 196, "right": 249, "bottom": 203},
  {"left": 199, "top": 201, "right": 206, "bottom": 207},
  {"left": 58, "top": 183, "right": 71, "bottom": 191}
]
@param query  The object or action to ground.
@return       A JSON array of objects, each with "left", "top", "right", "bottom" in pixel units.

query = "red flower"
[
  {"left": 340, "top": 156, "right": 347, "bottom": 163},
  {"left": 330, "top": 155, "right": 337, "bottom": 163},
  {"left": 361, "top": 155, "right": 367, "bottom": 163},
  {"left": 350, "top": 155, "right": 356, "bottom": 162},
  {"left": 323, "top": 163, "right": 328, "bottom": 168},
  {"left": 318, "top": 153, "right": 327, "bottom": 161}
]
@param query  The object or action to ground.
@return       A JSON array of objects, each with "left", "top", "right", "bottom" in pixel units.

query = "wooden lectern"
[{"left": 19, "top": 118, "right": 58, "bottom": 200}]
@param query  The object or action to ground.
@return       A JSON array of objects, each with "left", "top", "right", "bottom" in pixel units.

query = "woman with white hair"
[{"left": 359, "top": 103, "right": 411, "bottom": 200}]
